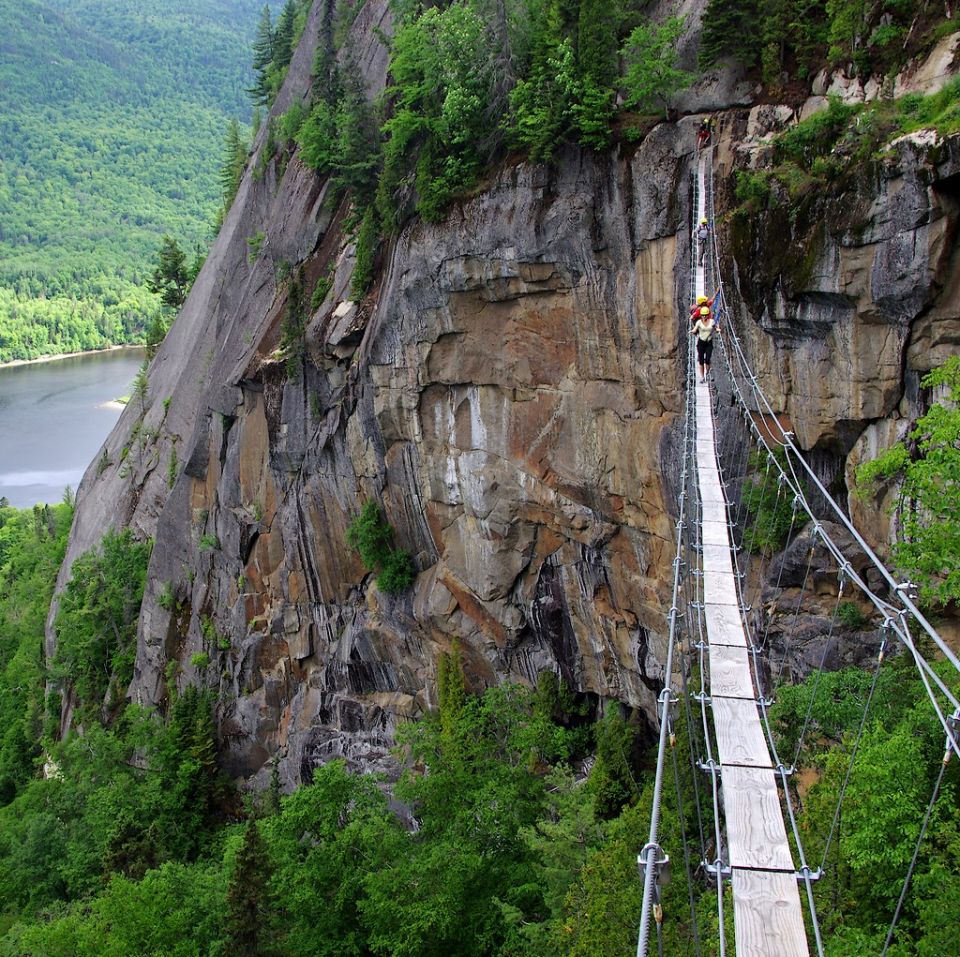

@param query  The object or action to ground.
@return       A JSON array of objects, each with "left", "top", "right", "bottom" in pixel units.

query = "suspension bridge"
[{"left": 635, "top": 148, "right": 960, "bottom": 957}]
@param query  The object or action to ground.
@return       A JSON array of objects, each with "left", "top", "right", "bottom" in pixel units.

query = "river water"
[{"left": 0, "top": 349, "right": 146, "bottom": 508}]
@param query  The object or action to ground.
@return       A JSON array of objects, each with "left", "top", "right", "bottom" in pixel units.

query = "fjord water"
[{"left": 0, "top": 349, "right": 146, "bottom": 507}]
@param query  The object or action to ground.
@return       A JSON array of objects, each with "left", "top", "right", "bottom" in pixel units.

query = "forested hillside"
[
  {"left": 0, "top": 0, "right": 957, "bottom": 954},
  {"left": 0, "top": 0, "right": 272, "bottom": 362},
  {"left": 0, "top": 502, "right": 955, "bottom": 955}
]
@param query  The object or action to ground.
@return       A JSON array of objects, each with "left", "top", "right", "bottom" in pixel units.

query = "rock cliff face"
[
  {"left": 50, "top": 2, "right": 959, "bottom": 786},
  {"left": 715, "top": 111, "right": 960, "bottom": 548}
]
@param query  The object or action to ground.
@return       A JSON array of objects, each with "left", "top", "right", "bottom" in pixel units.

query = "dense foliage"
[
  {"left": 288, "top": 0, "right": 693, "bottom": 292},
  {"left": 856, "top": 357, "right": 960, "bottom": 606},
  {"left": 51, "top": 529, "right": 152, "bottom": 719},
  {"left": 0, "top": 511, "right": 956, "bottom": 953},
  {"left": 346, "top": 500, "right": 415, "bottom": 593},
  {"left": 734, "top": 80, "right": 960, "bottom": 220},
  {"left": 0, "top": 502, "right": 73, "bottom": 804},
  {"left": 770, "top": 658, "right": 960, "bottom": 953},
  {"left": 0, "top": 0, "right": 271, "bottom": 361},
  {"left": 701, "top": 0, "right": 957, "bottom": 85},
  {"left": 740, "top": 447, "right": 799, "bottom": 553}
]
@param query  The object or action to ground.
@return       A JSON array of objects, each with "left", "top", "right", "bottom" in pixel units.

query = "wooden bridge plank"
[
  {"left": 700, "top": 543, "right": 735, "bottom": 576},
  {"left": 696, "top": 449, "right": 717, "bottom": 471},
  {"left": 709, "top": 643, "right": 755, "bottom": 698},
  {"left": 731, "top": 870, "right": 810, "bottom": 956},
  {"left": 722, "top": 766, "right": 795, "bottom": 871},
  {"left": 704, "top": 570, "right": 739, "bottom": 606},
  {"left": 705, "top": 603, "right": 747, "bottom": 647},
  {"left": 712, "top": 697, "right": 772, "bottom": 767},
  {"left": 701, "top": 520, "right": 730, "bottom": 547},
  {"left": 700, "top": 499, "right": 728, "bottom": 527},
  {"left": 699, "top": 483, "right": 727, "bottom": 504}
]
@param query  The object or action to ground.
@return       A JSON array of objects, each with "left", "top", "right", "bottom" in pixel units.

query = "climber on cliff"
[
  {"left": 689, "top": 292, "right": 717, "bottom": 324},
  {"left": 697, "top": 116, "right": 713, "bottom": 148},
  {"left": 696, "top": 218, "right": 710, "bottom": 265},
  {"left": 691, "top": 305, "right": 719, "bottom": 383}
]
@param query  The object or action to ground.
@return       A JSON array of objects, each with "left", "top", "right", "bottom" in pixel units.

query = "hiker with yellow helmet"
[
  {"left": 689, "top": 291, "right": 717, "bottom": 325},
  {"left": 690, "top": 299, "right": 720, "bottom": 383},
  {"left": 696, "top": 217, "right": 710, "bottom": 264}
]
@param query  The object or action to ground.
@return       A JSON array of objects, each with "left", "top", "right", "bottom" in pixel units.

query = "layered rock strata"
[{"left": 50, "top": 2, "right": 960, "bottom": 785}]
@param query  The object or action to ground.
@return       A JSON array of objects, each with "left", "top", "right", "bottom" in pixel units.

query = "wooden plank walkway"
[{"left": 694, "top": 154, "right": 809, "bottom": 956}]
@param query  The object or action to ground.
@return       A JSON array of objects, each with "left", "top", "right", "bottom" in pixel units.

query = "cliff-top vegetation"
[{"left": 246, "top": 0, "right": 959, "bottom": 302}]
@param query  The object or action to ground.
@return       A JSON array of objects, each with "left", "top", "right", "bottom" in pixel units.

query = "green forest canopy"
[
  {"left": 0, "top": 0, "right": 276, "bottom": 362},
  {"left": 0, "top": 496, "right": 955, "bottom": 956}
]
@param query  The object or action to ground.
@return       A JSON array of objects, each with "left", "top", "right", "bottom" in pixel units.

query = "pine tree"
[
  {"left": 147, "top": 236, "right": 189, "bottom": 310},
  {"left": 224, "top": 819, "right": 272, "bottom": 957},
  {"left": 248, "top": 5, "right": 275, "bottom": 105},
  {"left": 576, "top": 0, "right": 621, "bottom": 89},
  {"left": 313, "top": 0, "right": 338, "bottom": 102},
  {"left": 508, "top": 0, "right": 569, "bottom": 159},
  {"left": 219, "top": 118, "right": 248, "bottom": 208},
  {"left": 437, "top": 644, "right": 467, "bottom": 744},
  {"left": 332, "top": 63, "right": 381, "bottom": 201},
  {"left": 700, "top": 0, "right": 761, "bottom": 68},
  {"left": 273, "top": 0, "right": 298, "bottom": 71}
]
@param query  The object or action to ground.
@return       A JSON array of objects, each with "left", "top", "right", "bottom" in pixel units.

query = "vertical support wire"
[{"left": 636, "top": 205, "right": 699, "bottom": 956}]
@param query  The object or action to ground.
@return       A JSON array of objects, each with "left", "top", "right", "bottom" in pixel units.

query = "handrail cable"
[
  {"left": 711, "top": 304, "right": 960, "bottom": 753},
  {"left": 635, "top": 278, "right": 697, "bottom": 957},
  {"left": 880, "top": 729, "right": 953, "bottom": 955}
]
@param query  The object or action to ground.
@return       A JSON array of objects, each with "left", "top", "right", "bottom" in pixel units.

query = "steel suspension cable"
[
  {"left": 880, "top": 737, "right": 953, "bottom": 956},
  {"left": 636, "top": 279, "right": 698, "bottom": 957},
  {"left": 819, "top": 638, "right": 888, "bottom": 872}
]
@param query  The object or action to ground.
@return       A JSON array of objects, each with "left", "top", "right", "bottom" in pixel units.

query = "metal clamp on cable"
[
  {"left": 637, "top": 843, "right": 672, "bottom": 887},
  {"left": 700, "top": 858, "right": 731, "bottom": 883},
  {"left": 895, "top": 580, "right": 919, "bottom": 602},
  {"left": 796, "top": 864, "right": 822, "bottom": 883},
  {"left": 658, "top": 687, "right": 680, "bottom": 708}
]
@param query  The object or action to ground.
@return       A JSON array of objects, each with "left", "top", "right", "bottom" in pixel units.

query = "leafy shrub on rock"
[{"left": 346, "top": 501, "right": 414, "bottom": 594}]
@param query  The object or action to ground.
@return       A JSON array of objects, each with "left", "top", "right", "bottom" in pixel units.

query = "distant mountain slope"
[{"left": 0, "top": 0, "right": 270, "bottom": 361}]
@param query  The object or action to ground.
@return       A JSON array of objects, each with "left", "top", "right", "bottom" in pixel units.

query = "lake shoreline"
[{"left": 0, "top": 344, "right": 144, "bottom": 370}]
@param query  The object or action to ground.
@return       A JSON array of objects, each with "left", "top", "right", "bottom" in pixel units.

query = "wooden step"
[
  {"left": 712, "top": 697, "right": 772, "bottom": 768},
  {"left": 704, "top": 603, "right": 747, "bottom": 647},
  {"left": 731, "top": 870, "right": 810, "bottom": 956},
  {"left": 709, "top": 643, "right": 756, "bottom": 698},
  {"left": 722, "top": 766, "right": 795, "bottom": 871}
]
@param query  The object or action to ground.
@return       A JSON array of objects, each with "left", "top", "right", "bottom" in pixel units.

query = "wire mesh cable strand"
[
  {"left": 819, "top": 640, "right": 888, "bottom": 873},
  {"left": 636, "top": 308, "right": 697, "bottom": 957},
  {"left": 880, "top": 746, "right": 951, "bottom": 956}
]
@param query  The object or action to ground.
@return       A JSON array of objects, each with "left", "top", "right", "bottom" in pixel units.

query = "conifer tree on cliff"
[
  {"left": 225, "top": 819, "right": 273, "bottom": 957},
  {"left": 248, "top": 5, "right": 275, "bottom": 105},
  {"left": 147, "top": 236, "right": 189, "bottom": 311},
  {"left": 577, "top": 0, "right": 621, "bottom": 89},
  {"left": 273, "top": 0, "right": 298, "bottom": 71}
]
